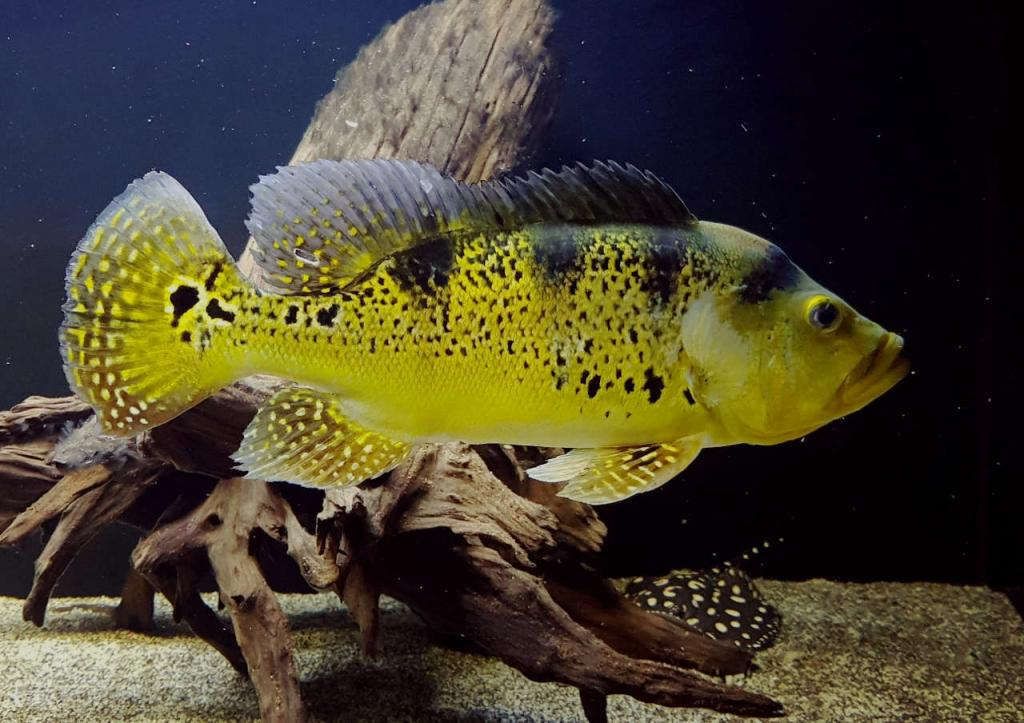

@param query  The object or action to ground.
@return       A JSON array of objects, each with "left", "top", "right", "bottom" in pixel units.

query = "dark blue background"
[{"left": 0, "top": 0, "right": 1011, "bottom": 596}]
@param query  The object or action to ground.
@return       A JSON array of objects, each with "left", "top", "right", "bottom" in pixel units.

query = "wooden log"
[
  {"left": 133, "top": 478, "right": 313, "bottom": 723},
  {"left": 21, "top": 468, "right": 159, "bottom": 626},
  {"left": 112, "top": 569, "right": 156, "bottom": 632},
  {"left": 287, "top": 0, "right": 556, "bottom": 180}
]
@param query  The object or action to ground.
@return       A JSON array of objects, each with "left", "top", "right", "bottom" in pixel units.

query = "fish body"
[
  {"left": 213, "top": 223, "right": 727, "bottom": 449},
  {"left": 60, "top": 159, "right": 908, "bottom": 503}
]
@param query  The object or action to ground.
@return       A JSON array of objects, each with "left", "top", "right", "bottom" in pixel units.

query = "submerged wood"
[{"left": 0, "top": 0, "right": 783, "bottom": 719}]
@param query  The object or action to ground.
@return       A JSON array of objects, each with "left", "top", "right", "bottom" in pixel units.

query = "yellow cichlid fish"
[{"left": 60, "top": 160, "right": 908, "bottom": 503}]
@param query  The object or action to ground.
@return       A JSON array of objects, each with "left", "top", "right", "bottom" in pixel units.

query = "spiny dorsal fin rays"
[
  {"left": 494, "top": 161, "right": 696, "bottom": 227},
  {"left": 528, "top": 436, "right": 703, "bottom": 504},
  {"left": 245, "top": 158, "right": 697, "bottom": 296}
]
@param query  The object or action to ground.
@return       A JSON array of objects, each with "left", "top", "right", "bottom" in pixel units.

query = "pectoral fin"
[
  {"left": 233, "top": 387, "right": 409, "bottom": 488},
  {"left": 528, "top": 438, "right": 703, "bottom": 504}
]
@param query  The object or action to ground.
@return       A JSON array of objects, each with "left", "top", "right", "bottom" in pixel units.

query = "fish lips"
[{"left": 835, "top": 331, "right": 910, "bottom": 413}]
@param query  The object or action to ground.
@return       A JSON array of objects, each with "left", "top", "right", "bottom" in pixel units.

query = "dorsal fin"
[{"left": 246, "top": 159, "right": 696, "bottom": 295}]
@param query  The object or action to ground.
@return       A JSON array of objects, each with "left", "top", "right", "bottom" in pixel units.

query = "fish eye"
[{"left": 805, "top": 295, "right": 841, "bottom": 332}]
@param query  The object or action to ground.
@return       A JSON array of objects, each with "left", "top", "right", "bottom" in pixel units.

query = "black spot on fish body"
[
  {"left": 206, "top": 298, "right": 235, "bottom": 323},
  {"left": 169, "top": 285, "right": 199, "bottom": 327},
  {"left": 284, "top": 305, "right": 299, "bottom": 325},
  {"left": 683, "top": 388, "right": 696, "bottom": 405},
  {"left": 739, "top": 245, "right": 801, "bottom": 303},
  {"left": 624, "top": 377, "right": 635, "bottom": 394},
  {"left": 203, "top": 262, "right": 223, "bottom": 291},
  {"left": 316, "top": 303, "right": 339, "bottom": 327},
  {"left": 180, "top": 331, "right": 191, "bottom": 343},
  {"left": 587, "top": 374, "right": 602, "bottom": 398},
  {"left": 642, "top": 367, "right": 665, "bottom": 403}
]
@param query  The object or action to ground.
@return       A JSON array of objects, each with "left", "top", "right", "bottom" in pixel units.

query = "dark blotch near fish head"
[
  {"left": 529, "top": 226, "right": 583, "bottom": 281},
  {"left": 739, "top": 245, "right": 801, "bottom": 303},
  {"left": 203, "top": 262, "right": 223, "bottom": 291},
  {"left": 641, "top": 229, "right": 691, "bottom": 306}
]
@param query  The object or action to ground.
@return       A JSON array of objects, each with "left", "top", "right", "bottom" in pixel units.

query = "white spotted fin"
[
  {"left": 60, "top": 171, "right": 247, "bottom": 436},
  {"left": 527, "top": 437, "right": 703, "bottom": 504},
  {"left": 624, "top": 540, "right": 784, "bottom": 652},
  {"left": 233, "top": 386, "right": 410, "bottom": 488}
]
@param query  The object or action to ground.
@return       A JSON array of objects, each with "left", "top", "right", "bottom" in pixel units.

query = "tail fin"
[{"left": 61, "top": 172, "right": 249, "bottom": 436}]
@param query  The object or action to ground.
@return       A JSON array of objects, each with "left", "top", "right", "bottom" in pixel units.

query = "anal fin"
[
  {"left": 233, "top": 387, "right": 409, "bottom": 488},
  {"left": 528, "top": 437, "right": 703, "bottom": 504}
]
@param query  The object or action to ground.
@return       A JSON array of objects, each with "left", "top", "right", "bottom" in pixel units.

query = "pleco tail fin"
[{"left": 61, "top": 171, "right": 248, "bottom": 435}]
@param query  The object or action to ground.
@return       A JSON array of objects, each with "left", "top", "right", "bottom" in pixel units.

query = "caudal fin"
[{"left": 61, "top": 172, "right": 248, "bottom": 435}]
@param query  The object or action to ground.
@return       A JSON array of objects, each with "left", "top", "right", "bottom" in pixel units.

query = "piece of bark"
[
  {"left": 132, "top": 478, "right": 313, "bottom": 722},
  {"left": 288, "top": 0, "right": 556, "bottom": 179},
  {"left": 113, "top": 568, "right": 155, "bottom": 632},
  {"left": 0, "top": 396, "right": 91, "bottom": 534},
  {"left": 0, "top": 465, "right": 111, "bottom": 546},
  {"left": 0, "top": 394, "right": 91, "bottom": 446},
  {"left": 339, "top": 561, "right": 381, "bottom": 657},
  {"left": 22, "top": 468, "right": 159, "bottom": 625},
  {"left": 0, "top": 441, "right": 65, "bottom": 535}
]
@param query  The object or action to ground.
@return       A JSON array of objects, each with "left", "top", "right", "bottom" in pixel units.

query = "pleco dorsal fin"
[
  {"left": 528, "top": 437, "right": 703, "bottom": 504},
  {"left": 246, "top": 159, "right": 696, "bottom": 295}
]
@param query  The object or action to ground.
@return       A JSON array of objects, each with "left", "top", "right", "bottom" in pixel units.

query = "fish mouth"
[{"left": 835, "top": 332, "right": 910, "bottom": 413}]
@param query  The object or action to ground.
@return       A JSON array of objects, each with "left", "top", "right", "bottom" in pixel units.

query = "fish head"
[{"left": 680, "top": 222, "right": 909, "bottom": 444}]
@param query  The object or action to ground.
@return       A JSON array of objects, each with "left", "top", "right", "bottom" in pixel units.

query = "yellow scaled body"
[
  {"left": 239, "top": 226, "right": 718, "bottom": 449},
  {"left": 61, "top": 160, "right": 908, "bottom": 503}
]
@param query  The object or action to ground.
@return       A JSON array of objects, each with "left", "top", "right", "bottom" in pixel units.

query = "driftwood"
[{"left": 0, "top": 1, "right": 783, "bottom": 720}]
